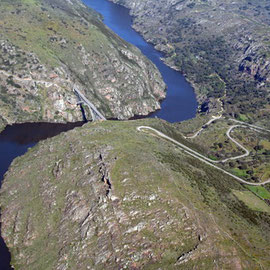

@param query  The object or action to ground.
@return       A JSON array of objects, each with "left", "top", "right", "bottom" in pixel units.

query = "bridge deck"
[{"left": 74, "top": 87, "right": 106, "bottom": 121}]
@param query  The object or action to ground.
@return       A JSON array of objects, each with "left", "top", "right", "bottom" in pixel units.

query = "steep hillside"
[
  {"left": 1, "top": 119, "right": 270, "bottom": 269},
  {"left": 110, "top": 0, "right": 270, "bottom": 125},
  {"left": 0, "top": 0, "right": 165, "bottom": 131}
]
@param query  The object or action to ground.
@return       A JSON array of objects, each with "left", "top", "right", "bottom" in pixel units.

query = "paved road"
[
  {"left": 184, "top": 115, "right": 222, "bottom": 139},
  {"left": 137, "top": 126, "right": 270, "bottom": 186},
  {"left": 229, "top": 118, "right": 270, "bottom": 133},
  {"left": 185, "top": 117, "right": 270, "bottom": 141},
  {"left": 73, "top": 87, "right": 106, "bottom": 121},
  {"left": 221, "top": 125, "right": 250, "bottom": 162},
  {"left": 221, "top": 124, "right": 269, "bottom": 162},
  {"left": 185, "top": 117, "right": 270, "bottom": 163}
]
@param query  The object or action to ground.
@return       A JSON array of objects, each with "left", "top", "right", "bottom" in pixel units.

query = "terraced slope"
[{"left": 1, "top": 119, "right": 270, "bottom": 269}]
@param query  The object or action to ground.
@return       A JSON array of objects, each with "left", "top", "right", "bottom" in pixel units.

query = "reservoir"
[{"left": 0, "top": 0, "right": 198, "bottom": 268}]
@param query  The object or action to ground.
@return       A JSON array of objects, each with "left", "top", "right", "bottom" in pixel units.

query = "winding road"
[
  {"left": 184, "top": 117, "right": 270, "bottom": 162},
  {"left": 137, "top": 126, "right": 270, "bottom": 186},
  {"left": 229, "top": 118, "right": 270, "bottom": 133},
  {"left": 183, "top": 115, "right": 222, "bottom": 139},
  {"left": 221, "top": 125, "right": 250, "bottom": 162}
]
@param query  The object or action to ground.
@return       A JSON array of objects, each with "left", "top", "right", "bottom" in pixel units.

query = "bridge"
[{"left": 73, "top": 87, "right": 106, "bottom": 121}]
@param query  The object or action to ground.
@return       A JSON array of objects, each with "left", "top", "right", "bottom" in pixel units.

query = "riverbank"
[
  {"left": 0, "top": 0, "right": 195, "bottom": 268},
  {"left": 108, "top": 0, "right": 270, "bottom": 126},
  {"left": 2, "top": 118, "right": 270, "bottom": 269},
  {"left": 84, "top": 0, "right": 198, "bottom": 123},
  {"left": 0, "top": 0, "right": 167, "bottom": 133},
  {"left": 0, "top": 121, "right": 86, "bottom": 270},
  {"left": 120, "top": 0, "right": 231, "bottom": 116}
]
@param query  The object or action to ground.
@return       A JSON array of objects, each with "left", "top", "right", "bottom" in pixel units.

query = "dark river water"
[
  {"left": 0, "top": 0, "right": 197, "bottom": 269},
  {"left": 0, "top": 122, "right": 84, "bottom": 270},
  {"left": 84, "top": 0, "right": 197, "bottom": 123}
]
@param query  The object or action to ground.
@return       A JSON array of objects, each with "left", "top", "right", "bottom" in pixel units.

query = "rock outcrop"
[
  {"left": 1, "top": 119, "right": 270, "bottom": 269},
  {"left": 0, "top": 0, "right": 165, "bottom": 131},
  {"left": 110, "top": 0, "right": 270, "bottom": 123}
]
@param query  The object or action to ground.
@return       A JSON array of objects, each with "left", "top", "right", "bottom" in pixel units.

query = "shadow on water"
[
  {"left": 0, "top": 121, "right": 85, "bottom": 145},
  {"left": 80, "top": 104, "right": 88, "bottom": 123},
  {"left": 0, "top": 121, "right": 85, "bottom": 270}
]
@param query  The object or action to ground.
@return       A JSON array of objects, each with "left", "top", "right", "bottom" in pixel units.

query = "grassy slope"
[
  {"left": 0, "top": 0, "right": 99, "bottom": 130},
  {"left": 0, "top": 0, "right": 123, "bottom": 67},
  {"left": 1, "top": 119, "right": 270, "bottom": 269},
  {"left": 0, "top": 0, "right": 165, "bottom": 131},
  {"left": 177, "top": 117, "right": 270, "bottom": 184}
]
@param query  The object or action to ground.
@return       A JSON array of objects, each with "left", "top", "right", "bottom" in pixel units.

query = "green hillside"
[{"left": 1, "top": 119, "right": 270, "bottom": 269}]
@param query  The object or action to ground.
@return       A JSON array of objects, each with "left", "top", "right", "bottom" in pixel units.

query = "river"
[
  {"left": 0, "top": 122, "right": 84, "bottom": 270},
  {"left": 0, "top": 0, "right": 197, "bottom": 268},
  {"left": 84, "top": 0, "right": 197, "bottom": 123}
]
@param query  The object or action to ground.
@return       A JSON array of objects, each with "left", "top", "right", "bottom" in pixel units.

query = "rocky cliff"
[
  {"left": 0, "top": 0, "right": 165, "bottom": 132},
  {"left": 110, "top": 0, "right": 270, "bottom": 124},
  {"left": 1, "top": 119, "right": 270, "bottom": 269}
]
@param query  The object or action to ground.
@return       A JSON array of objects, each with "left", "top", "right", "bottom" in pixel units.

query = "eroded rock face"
[
  {"left": 0, "top": 40, "right": 81, "bottom": 127},
  {"left": 109, "top": 0, "right": 270, "bottom": 122},
  {"left": 0, "top": 0, "right": 165, "bottom": 131},
  {"left": 1, "top": 119, "right": 270, "bottom": 269}
]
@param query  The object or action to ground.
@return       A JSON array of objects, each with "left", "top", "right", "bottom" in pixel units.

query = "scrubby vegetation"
[
  {"left": 1, "top": 119, "right": 270, "bottom": 269},
  {"left": 177, "top": 117, "right": 270, "bottom": 187},
  {"left": 0, "top": 0, "right": 165, "bottom": 131},
  {"left": 112, "top": 0, "right": 270, "bottom": 127}
]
